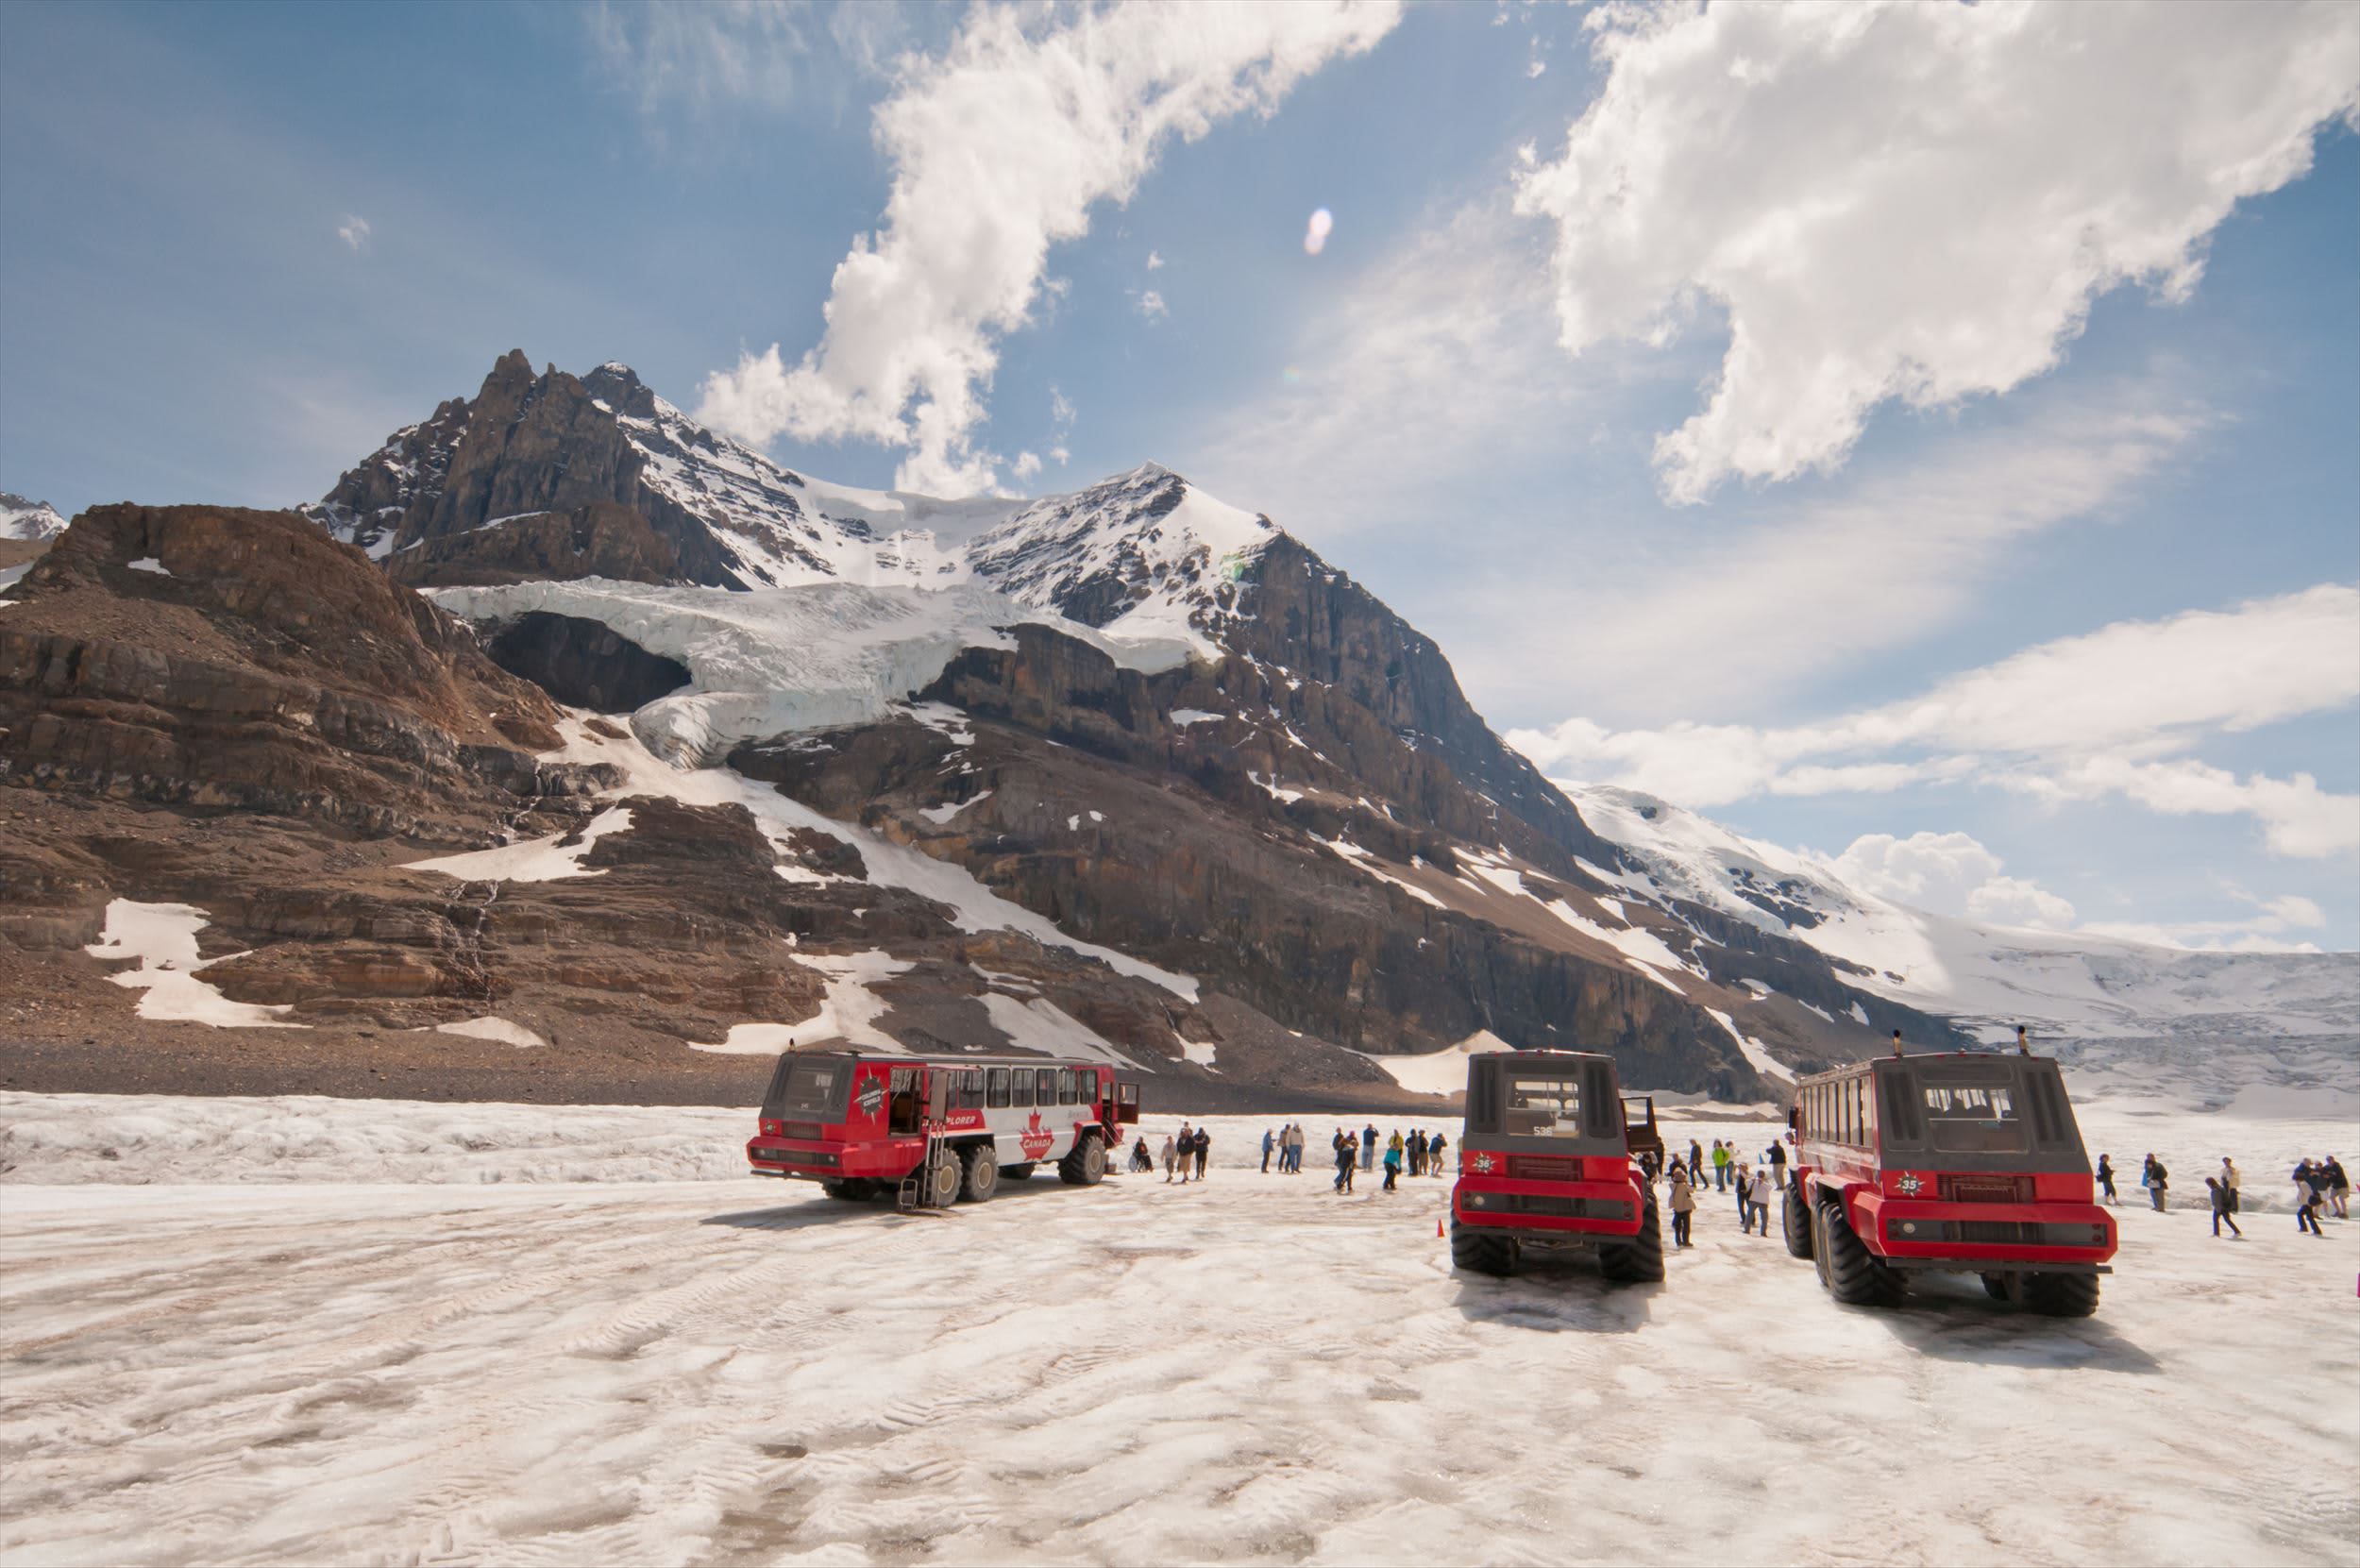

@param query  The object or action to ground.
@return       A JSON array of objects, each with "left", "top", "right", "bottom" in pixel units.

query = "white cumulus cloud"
[
  {"left": 1514, "top": 0, "right": 2360, "bottom": 502},
  {"left": 1136, "top": 288, "right": 1168, "bottom": 322},
  {"left": 696, "top": 0, "right": 1400, "bottom": 496}
]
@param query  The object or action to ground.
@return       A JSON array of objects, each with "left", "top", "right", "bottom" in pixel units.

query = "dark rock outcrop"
[
  {"left": 482, "top": 611, "right": 691, "bottom": 714},
  {"left": 0, "top": 504, "right": 592, "bottom": 838}
]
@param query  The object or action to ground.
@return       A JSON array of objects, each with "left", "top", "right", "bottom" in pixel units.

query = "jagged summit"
[
  {"left": 307, "top": 354, "right": 1280, "bottom": 659},
  {"left": 1, "top": 492, "right": 68, "bottom": 542}
]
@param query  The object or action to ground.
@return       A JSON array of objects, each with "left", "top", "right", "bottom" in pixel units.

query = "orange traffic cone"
[{"left": 1436, "top": 1216, "right": 1445, "bottom": 1238}]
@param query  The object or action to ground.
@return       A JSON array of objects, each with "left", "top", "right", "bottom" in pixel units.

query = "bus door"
[{"left": 1115, "top": 1080, "right": 1140, "bottom": 1124}]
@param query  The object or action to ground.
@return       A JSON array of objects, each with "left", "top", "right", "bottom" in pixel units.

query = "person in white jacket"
[
  {"left": 2220, "top": 1156, "right": 2241, "bottom": 1214},
  {"left": 1161, "top": 1134, "right": 1180, "bottom": 1184},
  {"left": 1745, "top": 1168, "right": 1773, "bottom": 1236}
]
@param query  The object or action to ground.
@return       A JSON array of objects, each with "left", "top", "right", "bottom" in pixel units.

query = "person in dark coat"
[
  {"left": 2142, "top": 1154, "right": 2168, "bottom": 1212},
  {"left": 1191, "top": 1127, "right": 1210, "bottom": 1180},
  {"left": 2327, "top": 1155, "right": 2351, "bottom": 1220},
  {"left": 1687, "top": 1140, "right": 1705, "bottom": 1184},
  {"left": 1360, "top": 1123, "right": 1378, "bottom": 1172},
  {"left": 2295, "top": 1159, "right": 2328, "bottom": 1235},
  {"left": 1766, "top": 1140, "right": 1788, "bottom": 1189},
  {"left": 1333, "top": 1129, "right": 1357, "bottom": 1193},
  {"left": 2204, "top": 1175, "right": 2241, "bottom": 1239},
  {"left": 1427, "top": 1131, "right": 1448, "bottom": 1175},
  {"left": 2096, "top": 1154, "right": 2117, "bottom": 1205}
]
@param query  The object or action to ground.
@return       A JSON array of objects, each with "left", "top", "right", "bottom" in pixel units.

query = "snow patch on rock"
[{"left": 83, "top": 900, "right": 302, "bottom": 1029}]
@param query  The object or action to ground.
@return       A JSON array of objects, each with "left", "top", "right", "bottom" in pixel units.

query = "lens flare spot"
[{"left": 1303, "top": 208, "right": 1335, "bottom": 256}]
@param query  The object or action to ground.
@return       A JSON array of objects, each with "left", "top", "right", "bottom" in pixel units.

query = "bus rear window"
[
  {"left": 1921, "top": 1081, "right": 2028, "bottom": 1154},
  {"left": 1503, "top": 1075, "right": 1586, "bottom": 1139}
]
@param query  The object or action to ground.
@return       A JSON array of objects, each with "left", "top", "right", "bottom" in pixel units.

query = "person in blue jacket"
[
  {"left": 1261, "top": 1127, "right": 1275, "bottom": 1173},
  {"left": 1360, "top": 1123, "right": 1377, "bottom": 1172}
]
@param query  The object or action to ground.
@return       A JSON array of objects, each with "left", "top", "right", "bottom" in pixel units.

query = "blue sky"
[{"left": 4, "top": 1, "right": 2354, "bottom": 950}]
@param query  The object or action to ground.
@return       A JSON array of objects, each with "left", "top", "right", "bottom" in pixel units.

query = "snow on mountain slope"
[
  {"left": 425, "top": 577, "right": 1197, "bottom": 761},
  {"left": 581, "top": 363, "right": 1273, "bottom": 659},
  {"left": 0, "top": 492, "right": 67, "bottom": 542},
  {"left": 965, "top": 464, "right": 1274, "bottom": 659},
  {"left": 1563, "top": 783, "right": 2360, "bottom": 1043}
]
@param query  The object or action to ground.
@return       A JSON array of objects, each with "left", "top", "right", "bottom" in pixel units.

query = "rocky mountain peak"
[{"left": 1, "top": 492, "right": 69, "bottom": 542}]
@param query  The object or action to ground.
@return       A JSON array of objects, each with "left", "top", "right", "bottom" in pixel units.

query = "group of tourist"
[
  {"left": 1655, "top": 1137, "right": 1784, "bottom": 1248},
  {"left": 1143, "top": 1123, "right": 1211, "bottom": 1183},
  {"left": 1134, "top": 1116, "right": 2354, "bottom": 1253},
  {"left": 2094, "top": 1151, "right": 2349, "bottom": 1237}
]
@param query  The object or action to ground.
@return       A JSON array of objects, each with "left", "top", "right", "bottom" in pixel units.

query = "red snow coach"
[
  {"left": 1450, "top": 1050, "right": 1664, "bottom": 1283},
  {"left": 747, "top": 1051, "right": 1140, "bottom": 1208},
  {"left": 1783, "top": 1051, "right": 2116, "bottom": 1315}
]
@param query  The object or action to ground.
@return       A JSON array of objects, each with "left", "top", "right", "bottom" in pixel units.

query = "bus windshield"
[{"left": 767, "top": 1056, "right": 851, "bottom": 1119}]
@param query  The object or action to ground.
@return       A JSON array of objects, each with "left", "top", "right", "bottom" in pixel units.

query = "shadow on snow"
[
  {"left": 1853, "top": 1272, "right": 2164, "bottom": 1374},
  {"left": 1448, "top": 1258, "right": 1658, "bottom": 1334}
]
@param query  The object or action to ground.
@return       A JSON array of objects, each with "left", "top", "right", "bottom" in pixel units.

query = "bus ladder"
[{"left": 897, "top": 1126, "right": 950, "bottom": 1213}]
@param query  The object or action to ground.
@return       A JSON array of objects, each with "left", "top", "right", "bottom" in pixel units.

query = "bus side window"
[
  {"left": 987, "top": 1068, "right": 1009, "bottom": 1109},
  {"left": 962, "top": 1070, "right": 985, "bottom": 1111},
  {"left": 1037, "top": 1069, "right": 1056, "bottom": 1105},
  {"left": 1010, "top": 1069, "right": 1033, "bottom": 1108},
  {"left": 1058, "top": 1069, "right": 1077, "bottom": 1106}
]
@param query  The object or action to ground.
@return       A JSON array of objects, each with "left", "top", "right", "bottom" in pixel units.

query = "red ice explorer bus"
[
  {"left": 747, "top": 1050, "right": 1140, "bottom": 1208},
  {"left": 1783, "top": 1050, "right": 2116, "bottom": 1315},
  {"left": 1449, "top": 1049, "right": 1665, "bottom": 1283}
]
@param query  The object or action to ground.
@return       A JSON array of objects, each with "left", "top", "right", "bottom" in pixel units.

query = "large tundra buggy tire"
[
  {"left": 1782, "top": 1181, "right": 1815, "bottom": 1259},
  {"left": 919, "top": 1148, "right": 962, "bottom": 1208},
  {"left": 2022, "top": 1271, "right": 2101, "bottom": 1318},
  {"left": 1001, "top": 1163, "right": 1036, "bottom": 1183},
  {"left": 1058, "top": 1133, "right": 1106, "bottom": 1186},
  {"left": 1821, "top": 1196, "right": 1905, "bottom": 1307},
  {"left": 959, "top": 1142, "right": 999, "bottom": 1203},
  {"left": 1449, "top": 1218, "right": 1518, "bottom": 1277},
  {"left": 1599, "top": 1193, "right": 1665, "bottom": 1283},
  {"left": 819, "top": 1178, "right": 876, "bottom": 1202}
]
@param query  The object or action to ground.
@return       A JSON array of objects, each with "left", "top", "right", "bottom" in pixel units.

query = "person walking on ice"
[
  {"left": 2205, "top": 1175, "right": 2242, "bottom": 1238},
  {"left": 1427, "top": 1130, "right": 1447, "bottom": 1174},
  {"left": 2220, "top": 1156, "right": 2240, "bottom": 1215},
  {"left": 1711, "top": 1139, "right": 1730, "bottom": 1190},
  {"left": 2294, "top": 1160, "right": 2325, "bottom": 1235},
  {"left": 1333, "top": 1129, "right": 1357, "bottom": 1194},
  {"left": 1191, "top": 1127, "right": 1211, "bottom": 1181},
  {"left": 1668, "top": 1161, "right": 1696, "bottom": 1248},
  {"left": 1161, "top": 1133, "right": 1180, "bottom": 1184},
  {"left": 2142, "top": 1154, "right": 2167, "bottom": 1212},
  {"left": 1382, "top": 1133, "right": 1402, "bottom": 1191},
  {"left": 1745, "top": 1166, "right": 1772, "bottom": 1236},
  {"left": 2327, "top": 1155, "right": 2351, "bottom": 1219},
  {"left": 2096, "top": 1154, "right": 2117, "bottom": 1205},
  {"left": 1360, "top": 1123, "right": 1377, "bottom": 1172},
  {"left": 1261, "top": 1127, "right": 1274, "bottom": 1173}
]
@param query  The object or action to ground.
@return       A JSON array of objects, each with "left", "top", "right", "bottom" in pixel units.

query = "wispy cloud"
[
  {"left": 1515, "top": 582, "right": 2360, "bottom": 859},
  {"left": 1135, "top": 288, "right": 1168, "bottom": 322},
  {"left": 586, "top": 0, "right": 809, "bottom": 119},
  {"left": 336, "top": 214, "right": 371, "bottom": 252},
  {"left": 1533, "top": 378, "right": 2217, "bottom": 717},
  {"left": 695, "top": 1, "right": 1401, "bottom": 496},
  {"left": 1515, "top": 1, "right": 2360, "bottom": 502}
]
